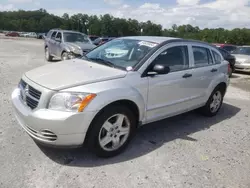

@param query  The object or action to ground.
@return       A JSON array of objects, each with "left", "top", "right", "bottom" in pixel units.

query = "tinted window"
[
  {"left": 218, "top": 48, "right": 229, "bottom": 59},
  {"left": 222, "top": 46, "right": 237, "bottom": 52},
  {"left": 212, "top": 51, "right": 222, "bottom": 64},
  {"left": 192, "top": 46, "right": 213, "bottom": 67},
  {"left": 232, "top": 47, "right": 250, "bottom": 55},
  {"left": 51, "top": 31, "right": 57, "bottom": 39},
  {"left": 55, "top": 32, "right": 62, "bottom": 39},
  {"left": 153, "top": 46, "right": 189, "bottom": 72},
  {"left": 63, "top": 32, "right": 90, "bottom": 43}
]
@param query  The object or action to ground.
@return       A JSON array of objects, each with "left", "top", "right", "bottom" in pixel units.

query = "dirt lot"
[{"left": 0, "top": 38, "right": 250, "bottom": 188}]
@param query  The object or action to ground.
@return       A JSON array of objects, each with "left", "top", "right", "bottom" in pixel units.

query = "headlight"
[
  {"left": 48, "top": 92, "right": 96, "bottom": 112},
  {"left": 71, "top": 47, "right": 83, "bottom": 55}
]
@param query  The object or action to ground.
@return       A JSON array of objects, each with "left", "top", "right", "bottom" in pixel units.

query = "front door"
[
  {"left": 54, "top": 32, "right": 62, "bottom": 57},
  {"left": 145, "top": 44, "right": 198, "bottom": 123}
]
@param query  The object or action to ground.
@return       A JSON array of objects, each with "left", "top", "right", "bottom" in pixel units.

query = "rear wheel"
[
  {"left": 86, "top": 105, "right": 136, "bottom": 158},
  {"left": 201, "top": 87, "right": 224, "bottom": 117},
  {"left": 45, "top": 47, "right": 53, "bottom": 61}
]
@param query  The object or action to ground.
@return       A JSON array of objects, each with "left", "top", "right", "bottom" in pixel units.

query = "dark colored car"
[
  {"left": 88, "top": 35, "right": 99, "bottom": 41},
  {"left": 93, "top": 37, "right": 115, "bottom": 45},
  {"left": 213, "top": 43, "right": 237, "bottom": 53},
  {"left": 218, "top": 47, "right": 236, "bottom": 77},
  {"left": 5, "top": 32, "right": 20, "bottom": 37}
]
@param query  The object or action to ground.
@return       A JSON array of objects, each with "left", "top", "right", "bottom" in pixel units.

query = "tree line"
[{"left": 1, "top": 9, "right": 250, "bottom": 45}]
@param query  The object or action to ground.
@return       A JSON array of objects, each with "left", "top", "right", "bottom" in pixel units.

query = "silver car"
[
  {"left": 12, "top": 36, "right": 230, "bottom": 157},
  {"left": 45, "top": 29, "right": 96, "bottom": 61},
  {"left": 232, "top": 46, "right": 250, "bottom": 72}
]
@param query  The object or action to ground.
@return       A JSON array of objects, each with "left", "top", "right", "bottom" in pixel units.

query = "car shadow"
[{"left": 38, "top": 102, "right": 240, "bottom": 167}]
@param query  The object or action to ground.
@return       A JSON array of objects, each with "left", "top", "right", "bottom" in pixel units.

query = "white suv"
[{"left": 11, "top": 36, "right": 230, "bottom": 157}]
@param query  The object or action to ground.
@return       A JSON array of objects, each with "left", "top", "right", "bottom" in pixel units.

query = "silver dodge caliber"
[{"left": 12, "top": 36, "right": 230, "bottom": 157}]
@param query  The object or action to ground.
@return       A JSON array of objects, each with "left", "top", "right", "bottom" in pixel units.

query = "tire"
[
  {"left": 86, "top": 105, "right": 136, "bottom": 158},
  {"left": 61, "top": 52, "right": 69, "bottom": 61},
  {"left": 201, "top": 86, "right": 224, "bottom": 117},
  {"left": 229, "top": 65, "right": 233, "bottom": 77},
  {"left": 45, "top": 47, "right": 53, "bottom": 61}
]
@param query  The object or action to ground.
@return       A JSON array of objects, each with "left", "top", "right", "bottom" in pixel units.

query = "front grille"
[{"left": 19, "top": 79, "right": 41, "bottom": 110}]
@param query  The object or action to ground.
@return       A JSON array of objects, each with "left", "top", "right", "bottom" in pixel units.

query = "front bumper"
[
  {"left": 11, "top": 88, "right": 97, "bottom": 147},
  {"left": 235, "top": 63, "right": 250, "bottom": 72}
]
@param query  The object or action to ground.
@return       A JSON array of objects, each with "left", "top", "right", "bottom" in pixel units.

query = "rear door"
[{"left": 188, "top": 44, "right": 217, "bottom": 104}]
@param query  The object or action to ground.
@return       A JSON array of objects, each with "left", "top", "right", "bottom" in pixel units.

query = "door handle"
[
  {"left": 182, "top": 73, "right": 192, "bottom": 78},
  {"left": 211, "top": 68, "right": 218, "bottom": 72}
]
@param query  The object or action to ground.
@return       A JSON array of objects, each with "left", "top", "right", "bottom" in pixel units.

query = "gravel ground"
[{"left": 0, "top": 39, "right": 250, "bottom": 188}]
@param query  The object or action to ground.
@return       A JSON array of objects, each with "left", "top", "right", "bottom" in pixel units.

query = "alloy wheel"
[{"left": 98, "top": 114, "right": 130, "bottom": 151}]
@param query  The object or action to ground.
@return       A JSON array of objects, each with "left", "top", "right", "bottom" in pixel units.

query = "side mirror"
[
  {"left": 147, "top": 64, "right": 170, "bottom": 76},
  {"left": 55, "top": 37, "right": 61, "bottom": 42}
]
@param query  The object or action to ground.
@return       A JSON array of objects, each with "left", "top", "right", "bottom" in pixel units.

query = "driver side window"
[{"left": 152, "top": 46, "right": 189, "bottom": 72}]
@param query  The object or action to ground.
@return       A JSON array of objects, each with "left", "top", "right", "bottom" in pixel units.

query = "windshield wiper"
[{"left": 88, "top": 57, "right": 115, "bottom": 68}]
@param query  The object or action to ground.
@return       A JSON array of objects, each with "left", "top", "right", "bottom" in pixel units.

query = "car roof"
[
  {"left": 50, "top": 29, "right": 87, "bottom": 34},
  {"left": 118, "top": 36, "right": 180, "bottom": 44}
]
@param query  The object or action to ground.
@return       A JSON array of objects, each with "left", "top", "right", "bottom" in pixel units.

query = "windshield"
[
  {"left": 232, "top": 47, "right": 250, "bottom": 55},
  {"left": 85, "top": 39, "right": 158, "bottom": 70},
  {"left": 63, "top": 32, "right": 91, "bottom": 43}
]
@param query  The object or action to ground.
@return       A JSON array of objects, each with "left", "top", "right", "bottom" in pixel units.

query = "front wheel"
[
  {"left": 45, "top": 47, "right": 53, "bottom": 61},
  {"left": 61, "top": 52, "right": 69, "bottom": 61},
  {"left": 86, "top": 105, "right": 136, "bottom": 158},
  {"left": 201, "top": 87, "right": 224, "bottom": 117}
]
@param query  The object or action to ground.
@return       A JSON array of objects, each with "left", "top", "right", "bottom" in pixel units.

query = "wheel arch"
[{"left": 83, "top": 99, "right": 141, "bottom": 144}]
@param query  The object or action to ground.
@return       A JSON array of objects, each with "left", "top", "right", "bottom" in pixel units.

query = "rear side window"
[
  {"left": 51, "top": 31, "right": 57, "bottom": 39},
  {"left": 192, "top": 46, "right": 213, "bottom": 67},
  {"left": 212, "top": 51, "right": 222, "bottom": 64}
]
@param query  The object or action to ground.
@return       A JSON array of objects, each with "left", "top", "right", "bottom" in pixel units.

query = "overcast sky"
[{"left": 1, "top": 0, "right": 250, "bottom": 29}]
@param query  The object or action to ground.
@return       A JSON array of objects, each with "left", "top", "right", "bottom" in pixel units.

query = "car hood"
[
  {"left": 25, "top": 59, "right": 127, "bottom": 90},
  {"left": 232, "top": 54, "right": 250, "bottom": 61},
  {"left": 65, "top": 42, "right": 96, "bottom": 50}
]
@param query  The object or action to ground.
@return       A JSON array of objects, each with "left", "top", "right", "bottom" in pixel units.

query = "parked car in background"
[
  {"left": 88, "top": 35, "right": 99, "bottom": 41},
  {"left": 37, "top": 33, "right": 46, "bottom": 39},
  {"left": 213, "top": 43, "right": 237, "bottom": 53},
  {"left": 231, "top": 46, "right": 250, "bottom": 72},
  {"left": 5, "top": 32, "right": 20, "bottom": 37},
  {"left": 12, "top": 36, "right": 230, "bottom": 157},
  {"left": 93, "top": 37, "right": 115, "bottom": 45},
  {"left": 24, "top": 32, "right": 37, "bottom": 38},
  {"left": 44, "top": 29, "right": 96, "bottom": 61},
  {"left": 217, "top": 48, "right": 236, "bottom": 77}
]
